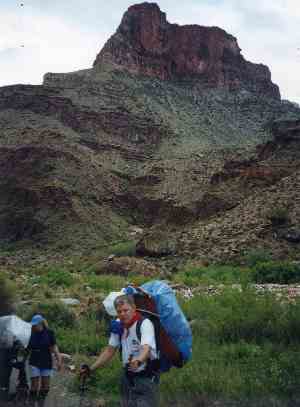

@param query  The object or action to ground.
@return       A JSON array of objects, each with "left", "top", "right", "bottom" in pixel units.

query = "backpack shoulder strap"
[{"left": 136, "top": 317, "right": 145, "bottom": 342}]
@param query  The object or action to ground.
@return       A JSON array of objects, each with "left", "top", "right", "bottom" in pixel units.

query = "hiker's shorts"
[
  {"left": 121, "top": 372, "right": 159, "bottom": 407},
  {"left": 29, "top": 366, "right": 53, "bottom": 378}
]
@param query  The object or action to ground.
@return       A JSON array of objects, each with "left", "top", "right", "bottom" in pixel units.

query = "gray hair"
[{"left": 114, "top": 295, "right": 135, "bottom": 309}]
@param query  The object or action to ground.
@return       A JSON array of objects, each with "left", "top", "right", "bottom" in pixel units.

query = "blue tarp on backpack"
[{"left": 140, "top": 280, "right": 192, "bottom": 363}]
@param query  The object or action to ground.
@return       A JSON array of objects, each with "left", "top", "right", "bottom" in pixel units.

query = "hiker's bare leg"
[
  {"left": 29, "top": 377, "right": 40, "bottom": 407},
  {"left": 38, "top": 376, "right": 50, "bottom": 407}
]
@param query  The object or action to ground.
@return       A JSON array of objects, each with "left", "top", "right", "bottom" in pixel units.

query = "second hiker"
[{"left": 26, "top": 314, "right": 62, "bottom": 407}]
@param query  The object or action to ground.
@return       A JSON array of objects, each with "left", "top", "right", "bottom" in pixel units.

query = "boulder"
[
  {"left": 282, "top": 229, "right": 300, "bottom": 243},
  {"left": 95, "top": 256, "right": 159, "bottom": 277},
  {"left": 59, "top": 298, "right": 80, "bottom": 306},
  {"left": 136, "top": 230, "right": 177, "bottom": 257}
]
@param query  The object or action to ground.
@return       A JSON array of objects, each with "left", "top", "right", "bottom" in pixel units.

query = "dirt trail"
[{"left": 6, "top": 368, "right": 98, "bottom": 407}]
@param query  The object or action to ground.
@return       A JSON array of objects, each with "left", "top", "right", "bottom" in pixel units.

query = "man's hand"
[
  {"left": 128, "top": 358, "right": 142, "bottom": 371},
  {"left": 127, "top": 345, "right": 150, "bottom": 371},
  {"left": 79, "top": 364, "right": 91, "bottom": 379}
]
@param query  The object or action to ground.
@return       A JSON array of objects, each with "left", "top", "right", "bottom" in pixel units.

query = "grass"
[
  {"left": 174, "top": 264, "right": 252, "bottom": 286},
  {"left": 252, "top": 261, "right": 300, "bottom": 284},
  {"left": 164, "top": 291, "right": 300, "bottom": 404},
  {"left": 174, "top": 260, "right": 300, "bottom": 287},
  {"left": 107, "top": 241, "right": 137, "bottom": 257}
]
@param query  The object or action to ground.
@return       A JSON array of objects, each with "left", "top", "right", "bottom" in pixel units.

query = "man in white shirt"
[{"left": 81, "top": 295, "right": 160, "bottom": 407}]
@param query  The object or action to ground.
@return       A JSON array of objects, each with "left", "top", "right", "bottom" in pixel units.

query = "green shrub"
[
  {"left": 243, "top": 248, "right": 272, "bottom": 267},
  {"left": 19, "top": 301, "right": 76, "bottom": 328},
  {"left": 32, "top": 266, "right": 75, "bottom": 287},
  {"left": 85, "top": 273, "right": 146, "bottom": 293},
  {"left": 86, "top": 274, "right": 126, "bottom": 292},
  {"left": 181, "top": 288, "right": 300, "bottom": 345},
  {"left": 56, "top": 312, "right": 111, "bottom": 356},
  {"left": 0, "top": 273, "right": 16, "bottom": 316},
  {"left": 267, "top": 207, "right": 290, "bottom": 226},
  {"left": 174, "top": 265, "right": 251, "bottom": 286},
  {"left": 252, "top": 261, "right": 300, "bottom": 284},
  {"left": 108, "top": 241, "right": 136, "bottom": 257}
]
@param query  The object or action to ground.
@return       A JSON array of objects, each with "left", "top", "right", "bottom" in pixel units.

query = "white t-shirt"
[{"left": 109, "top": 319, "right": 158, "bottom": 372}]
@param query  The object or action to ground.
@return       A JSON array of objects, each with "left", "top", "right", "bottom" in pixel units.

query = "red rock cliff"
[{"left": 94, "top": 2, "right": 280, "bottom": 99}]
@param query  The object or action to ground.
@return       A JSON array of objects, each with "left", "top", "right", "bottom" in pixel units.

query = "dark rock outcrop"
[
  {"left": 95, "top": 2, "right": 280, "bottom": 98},
  {"left": 136, "top": 229, "right": 178, "bottom": 257}
]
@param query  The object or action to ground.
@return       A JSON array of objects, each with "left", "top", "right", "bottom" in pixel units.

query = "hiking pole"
[{"left": 79, "top": 364, "right": 89, "bottom": 407}]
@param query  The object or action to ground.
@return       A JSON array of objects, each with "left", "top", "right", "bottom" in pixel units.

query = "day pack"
[{"left": 121, "top": 280, "right": 192, "bottom": 372}]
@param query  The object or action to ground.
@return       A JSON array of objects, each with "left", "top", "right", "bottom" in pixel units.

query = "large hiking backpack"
[{"left": 120, "top": 280, "right": 192, "bottom": 373}]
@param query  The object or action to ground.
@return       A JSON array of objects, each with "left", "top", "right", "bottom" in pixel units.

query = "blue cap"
[{"left": 30, "top": 314, "right": 44, "bottom": 326}]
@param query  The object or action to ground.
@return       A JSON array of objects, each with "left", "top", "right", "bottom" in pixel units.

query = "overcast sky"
[{"left": 0, "top": 0, "right": 299, "bottom": 103}]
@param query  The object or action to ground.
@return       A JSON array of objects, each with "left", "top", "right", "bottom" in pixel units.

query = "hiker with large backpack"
[{"left": 80, "top": 281, "right": 192, "bottom": 407}]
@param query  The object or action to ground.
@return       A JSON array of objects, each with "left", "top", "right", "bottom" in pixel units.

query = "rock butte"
[{"left": 95, "top": 2, "right": 280, "bottom": 99}]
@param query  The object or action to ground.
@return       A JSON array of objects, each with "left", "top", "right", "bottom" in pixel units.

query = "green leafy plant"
[
  {"left": 267, "top": 207, "right": 290, "bottom": 226},
  {"left": 252, "top": 261, "right": 300, "bottom": 284},
  {"left": 108, "top": 241, "right": 137, "bottom": 257},
  {"left": 174, "top": 265, "right": 251, "bottom": 287},
  {"left": 243, "top": 248, "right": 272, "bottom": 267},
  {"left": 20, "top": 301, "right": 76, "bottom": 328},
  {"left": 32, "top": 266, "right": 75, "bottom": 287}
]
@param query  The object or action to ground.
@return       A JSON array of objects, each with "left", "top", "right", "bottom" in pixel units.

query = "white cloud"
[
  {"left": 0, "top": 7, "right": 108, "bottom": 85},
  {"left": 0, "top": 0, "right": 299, "bottom": 103}
]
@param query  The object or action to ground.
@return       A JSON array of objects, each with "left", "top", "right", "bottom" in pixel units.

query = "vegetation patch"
[
  {"left": 174, "top": 264, "right": 252, "bottom": 286},
  {"left": 18, "top": 301, "right": 76, "bottom": 329},
  {"left": 252, "top": 261, "right": 300, "bottom": 284},
  {"left": 243, "top": 248, "right": 273, "bottom": 267},
  {"left": 266, "top": 206, "right": 290, "bottom": 227},
  {"left": 107, "top": 241, "right": 137, "bottom": 257}
]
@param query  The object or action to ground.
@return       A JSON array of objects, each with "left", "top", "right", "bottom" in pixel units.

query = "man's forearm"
[
  {"left": 90, "top": 346, "right": 116, "bottom": 372},
  {"left": 136, "top": 345, "right": 151, "bottom": 364}
]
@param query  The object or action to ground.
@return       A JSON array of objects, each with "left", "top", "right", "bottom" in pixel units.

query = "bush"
[
  {"left": 86, "top": 274, "right": 127, "bottom": 292},
  {"left": 252, "top": 261, "right": 300, "bottom": 284},
  {"left": 56, "top": 314, "right": 103, "bottom": 355},
  {"left": 267, "top": 207, "right": 290, "bottom": 226},
  {"left": 0, "top": 273, "right": 16, "bottom": 316},
  {"left": 174, "top": 265, "right": 251, "bottom": 286},
  {"left": 19, "top": 301, "right": 76, "bottom": 328},
  {"left": 181, "top": 288, "right": 300, "bottom": 345},
  {"left": 32, "top": 266, "right": 75, "bottom": 287},
  {"left": 162, "top": 289, "right": 300, "bottom": 402},
  {"left": 243, "top": 248, "right": 272, "bottom": 267},
  {"left": 108, "top": 241, "right": 136, "bottom": 257}
]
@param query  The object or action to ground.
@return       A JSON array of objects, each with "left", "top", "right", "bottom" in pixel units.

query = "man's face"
[{"left": 116, "top": 303, "right": 135, "bottom": 325}]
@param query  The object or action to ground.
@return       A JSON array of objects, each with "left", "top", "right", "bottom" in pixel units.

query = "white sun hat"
[{"left": 102, "top": 291, "right": 125, "bottom": 316}]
